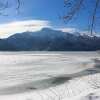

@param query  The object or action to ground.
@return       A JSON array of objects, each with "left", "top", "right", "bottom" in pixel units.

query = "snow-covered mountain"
[{"left": 0, "top": 28, "right": 100, "bottom": 51}]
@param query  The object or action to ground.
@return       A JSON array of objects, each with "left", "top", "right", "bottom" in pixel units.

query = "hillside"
[{"left": 0, "top": 28, "right": 100, "bottom": 51}]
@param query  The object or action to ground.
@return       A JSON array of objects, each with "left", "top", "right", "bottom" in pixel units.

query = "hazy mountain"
[{"left": 0, "top": 28, "right": 100, "bottom": 51}]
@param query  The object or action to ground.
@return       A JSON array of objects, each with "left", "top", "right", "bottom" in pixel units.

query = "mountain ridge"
[{"left": 0, "top": 28, "right": 100, "bottom": 51}]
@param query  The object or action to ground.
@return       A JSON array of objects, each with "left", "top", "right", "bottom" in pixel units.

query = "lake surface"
[{"left": 0, "top": 51, "right": 100, "bottom": 95}]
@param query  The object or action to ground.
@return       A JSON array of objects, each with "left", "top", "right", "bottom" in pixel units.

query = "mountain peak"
[
  {"left": 0, "top": 28, "right": 100, "bottom": 51},
  {"left": 41, "top": 28, "right": 55, "bottom": 32}
]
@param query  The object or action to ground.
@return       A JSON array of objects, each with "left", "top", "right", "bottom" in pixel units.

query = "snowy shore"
[{"left": 0, "top": 52, "right": 100, "bottom": 100}]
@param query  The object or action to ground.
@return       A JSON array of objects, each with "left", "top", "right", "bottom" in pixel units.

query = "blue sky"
[{"left": 0, "top": 0, "right": 99, "bottom": 38}]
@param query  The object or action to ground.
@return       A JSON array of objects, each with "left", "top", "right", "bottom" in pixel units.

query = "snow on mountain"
[{"left": 0, "top": 28, "right": 100, "bottom": 51}]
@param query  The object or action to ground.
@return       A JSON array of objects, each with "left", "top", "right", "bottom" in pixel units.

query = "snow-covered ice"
[{"left": 0, "top": 51, "right": 100, "bottom": 100}]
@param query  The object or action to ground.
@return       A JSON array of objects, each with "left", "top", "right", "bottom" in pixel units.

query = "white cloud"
[
  {"left": 59, "top": 27, "right": 77, "bottom": 33},
  {"left": 59, "top": 28, "right": 99, "bottom": 36},
  {"left": 0, "top": 20, "right": 51, "bottom": 38}
]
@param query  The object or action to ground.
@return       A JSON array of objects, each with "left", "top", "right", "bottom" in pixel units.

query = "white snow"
[{"left": 0, "top": 51, "right": 100, "bottom": 100}]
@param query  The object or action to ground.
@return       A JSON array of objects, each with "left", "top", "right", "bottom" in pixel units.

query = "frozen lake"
[{"left": 0, "top": 51, "right": 100, "bottom": 100}]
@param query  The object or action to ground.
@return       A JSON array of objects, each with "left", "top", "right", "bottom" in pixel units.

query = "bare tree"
[
  {"left": 63, "top": 0, "right": 100, "bottom": 36},
  {"left": 90, "top": 0, "right": 100, "bottom": 36},
  {"left": 0, "top": 0, "right": 21, "bottom": 15},
  {"left": 0, "top": 0, "right": 99, "bottom": 36}
]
